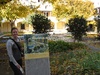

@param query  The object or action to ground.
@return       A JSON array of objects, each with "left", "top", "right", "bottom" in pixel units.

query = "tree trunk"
[
  {"left": 10, "top": 20, "right": 15, "bottom": 29},
  {"left": 97, "top": 19, "right": 100, "bottom": 33}
]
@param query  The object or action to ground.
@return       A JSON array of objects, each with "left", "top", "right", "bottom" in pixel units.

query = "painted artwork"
[{"left": 24, "top": 34, "right": 49, "bottom": 59}]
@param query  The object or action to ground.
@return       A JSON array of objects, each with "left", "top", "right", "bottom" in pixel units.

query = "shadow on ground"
[
  {"left": 0, "top": 58, "right": 25, "bottom": 75},
  {"left": 0, "top": 61, "right": 13, "bottom": 75}
]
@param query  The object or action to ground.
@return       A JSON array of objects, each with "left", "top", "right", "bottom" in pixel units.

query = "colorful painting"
[{"left": 24, "top": 34, "right": 49, "bottom": 59}]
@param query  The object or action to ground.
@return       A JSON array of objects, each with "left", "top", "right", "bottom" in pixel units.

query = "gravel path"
[{"left": 83, "top": 41, "right": 100, "bottom": 52}]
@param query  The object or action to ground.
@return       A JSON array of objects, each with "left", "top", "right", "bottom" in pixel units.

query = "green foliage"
[
  {"left": 0, "top": 0, "right": 12, "bottom": 5},
  {"left": 50, "top": 50, "right": 100, "bottom": 75},
  {"left": 0, "top": 0, "right": 37, "bottom": 28},
  {"left": 30, "top": 14, "right": 51, "bottom": 33},
  {"left": 70, "top": 42, "right": 87, "bottom": 49},
  {"left": 80, "top": 52, "right": 100, "bottom": 71},
  {"left": 50, "top": 0, "right": 94, "bottom": 21},
  {"left": 0, "top": 0, "right": 36, "bottom": 20},
  {"left": 48, "top": 40, "right": 71, "bottom": 53},
  {"left": 48, "top": 40, "right": 87, "bottom": 53},
  {"left": 0, "top": 16, "right": 3, "bottom": 22},
  {"left": 68, "top": 16, "right": 88, "bottom": 41}
]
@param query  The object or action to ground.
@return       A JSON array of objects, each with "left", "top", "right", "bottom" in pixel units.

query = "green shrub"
[
  {"left": 50, "top": 50, "right": 100, "bottom": 75},
  {"left": 68, "top": 16, "right": 87, "bottom": 42},
  {"left": 48, "top": 40, "right": 71, "bottom": 53},
  {"left": 80, "top": 52, "right": 100, "bottom": 71},
  {"left": 69, "top": 42, "right": 87, "bottom": 50},
  {"left": 30, "top": 14, "right": 51, "bottom": 33},
  {"left": 48, "top": 40, "right": 87, "bottom": 53}
]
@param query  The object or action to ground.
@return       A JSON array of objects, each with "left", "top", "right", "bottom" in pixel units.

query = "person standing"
[{"left": 6, "top": 27, "right": 24, "bottom": 75}]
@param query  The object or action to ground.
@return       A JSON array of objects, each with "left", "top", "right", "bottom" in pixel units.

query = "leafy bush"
[
  {"left": 68, "top": 16, "right": 87, "bottom": 42},
  {"left": 50, "top": 50, "right": 100, "bottom": 75},
  {"left": 30, "top": 14, "right": 51, "bottom": 33},
  {"left": 69, "top": 42, "right": 87, "bottom": 50},
  {"left": 48, "top": 40, "right": 71, "bottom": 53},
  {"left": 48, "top": 40, "right": 88, "bottom": 53},
  {"left": 80, "top": 52, "right": 100, "bottom": 71}
]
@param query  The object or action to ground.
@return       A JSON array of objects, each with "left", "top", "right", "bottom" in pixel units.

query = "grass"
[{"left": 50, "top": 50, "right": 100, "bottom": 75}]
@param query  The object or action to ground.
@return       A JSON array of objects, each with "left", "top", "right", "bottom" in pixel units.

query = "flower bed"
[{"left": 50, "top": 50, "right": 100, "bottom": 75}]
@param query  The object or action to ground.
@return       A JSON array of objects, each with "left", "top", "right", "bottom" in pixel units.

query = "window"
[
  {"left": 21, "top": 24, "right": 25, "bottom": 29},
  {"left": 44, "top": 12, "right": 48, "bottom": 17},
  {"left": 38, "top": 0, "right": 40, "bottom": 2},
  {"left": 45, "top": 5, "right": 48, "bottom": 9}
]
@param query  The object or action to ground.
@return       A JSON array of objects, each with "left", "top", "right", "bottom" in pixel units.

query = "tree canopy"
[
  {"left": 46, "top": 0, "right": 94, "bottom": 22},
  {"left": 0, "top": 0, "right": 12, "bottom": 5},
  {"left": 0, "top": 0, "right": 37, "bottom": 22}
]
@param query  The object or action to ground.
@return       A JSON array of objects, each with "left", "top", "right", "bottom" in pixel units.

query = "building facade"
[{"left": 0, "top": 0, "right": 67, "bottom": 34}]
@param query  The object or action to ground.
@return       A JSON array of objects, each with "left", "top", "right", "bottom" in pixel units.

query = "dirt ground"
[
  {"left": 0, "top": 59, "right": 25, "bottom": 75},
  {"left": 0, "top": 61, "right": 13, "bottom": 75},
  {"left": 0, "top": 42, "right": 25, "bottom": 75}
]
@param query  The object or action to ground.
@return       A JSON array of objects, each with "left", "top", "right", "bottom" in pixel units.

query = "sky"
[
  {"left": 90, "top": 0, "right": 100, "bottom": 8},
  {"left": 19, "top": 0, "right": 100, "bottom": 8}
]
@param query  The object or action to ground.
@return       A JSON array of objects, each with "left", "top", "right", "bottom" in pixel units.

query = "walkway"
[
  {"left": 0, "top": 33, "right": 4, "bottom": 38},
  {"left": 49, "top": 34, "right": 100, "bottom": 52},
  {"left": 83, "top": 41, "right": 100, "bottom": 52}
]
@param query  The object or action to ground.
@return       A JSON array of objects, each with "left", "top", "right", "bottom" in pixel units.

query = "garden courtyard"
[
  {"left": 0, "top": 0, "right": 100, "bottom": 75},
  {"left": 0, "top": 34, "right": 100, "bottom": 75}
]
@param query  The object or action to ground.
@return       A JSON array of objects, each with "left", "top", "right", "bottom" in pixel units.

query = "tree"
[
  {"left": 30, "top": 14, "right": 51, "bottom": 33},
  {"left": 68, "top": 16, "right": 87, "bottom": 42},
  {"left": 47, "top": 0, "right": 94, "bottom": 21},
  {"left": 0, "top": 0, "right": 37, "bottom": 28},
  {"left": 0, "top": 0, "right": 12, "bottom": 5}
]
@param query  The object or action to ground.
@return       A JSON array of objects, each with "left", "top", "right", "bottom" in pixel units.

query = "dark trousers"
[{"left": 9, "top": 59, "right": 23, "bottom": 75}]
